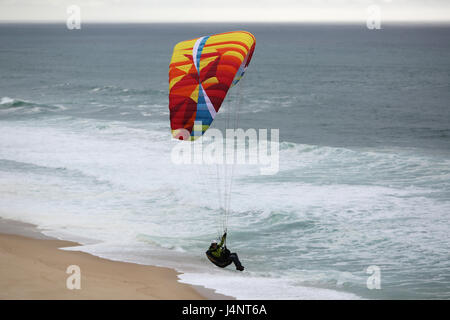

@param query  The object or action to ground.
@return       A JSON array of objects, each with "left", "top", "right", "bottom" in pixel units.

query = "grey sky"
[{"left": 1, "top": 0, "right": 449, "bottom": 22}]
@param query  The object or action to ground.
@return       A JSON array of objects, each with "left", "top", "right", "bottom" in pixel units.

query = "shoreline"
[{"left": 0, "top": 218, "right": 233, "bottom": 300}]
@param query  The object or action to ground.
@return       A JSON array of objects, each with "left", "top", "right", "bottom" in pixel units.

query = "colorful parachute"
[{"left": 169, "top": 31, "right": 256, "bottom": 140}]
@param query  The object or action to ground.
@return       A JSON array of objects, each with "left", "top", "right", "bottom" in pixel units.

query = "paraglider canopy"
[
  {"left": 168, "top": 31, "right": 256, "bottom": 242},
  {"left": 169, "top": 31, "right": 256, "bottom": 140}
]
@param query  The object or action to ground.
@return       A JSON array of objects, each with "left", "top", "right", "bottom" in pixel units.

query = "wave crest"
[{"left": 0, "top": 97, "right": 66, "bottom": 115}]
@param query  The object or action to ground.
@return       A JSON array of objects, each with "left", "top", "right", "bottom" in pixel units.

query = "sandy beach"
[{"left": 0, "top": 219, "right": 230, "bottom": 300}]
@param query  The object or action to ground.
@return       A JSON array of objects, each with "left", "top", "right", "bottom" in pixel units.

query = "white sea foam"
[
  {"left": 178, "top": 273, "right": 361, "bottom": 300},
  {"left": 1, "top": 97, "right": 15, "bottom": 105},
  {"left": 0, "top": 117, "right": 449, "bottom": 299}
]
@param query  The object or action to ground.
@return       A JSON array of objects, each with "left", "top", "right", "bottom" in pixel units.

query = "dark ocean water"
[{"left": 0, "top": 23, "right": 449, "bottom": 299}]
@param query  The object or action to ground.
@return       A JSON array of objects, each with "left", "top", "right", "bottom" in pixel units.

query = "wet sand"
[{"left": 0, "top": 218, "right": 231, "bottom": 300}]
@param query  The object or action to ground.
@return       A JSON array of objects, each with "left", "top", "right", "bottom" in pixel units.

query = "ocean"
[{"left": 0, "top": 23, "right": 449, "bottom": 299}]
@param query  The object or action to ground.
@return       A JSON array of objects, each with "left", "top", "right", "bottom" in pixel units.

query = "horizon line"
[{"left": 1, "top": 19, "right": 450, "bottom": 24}]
